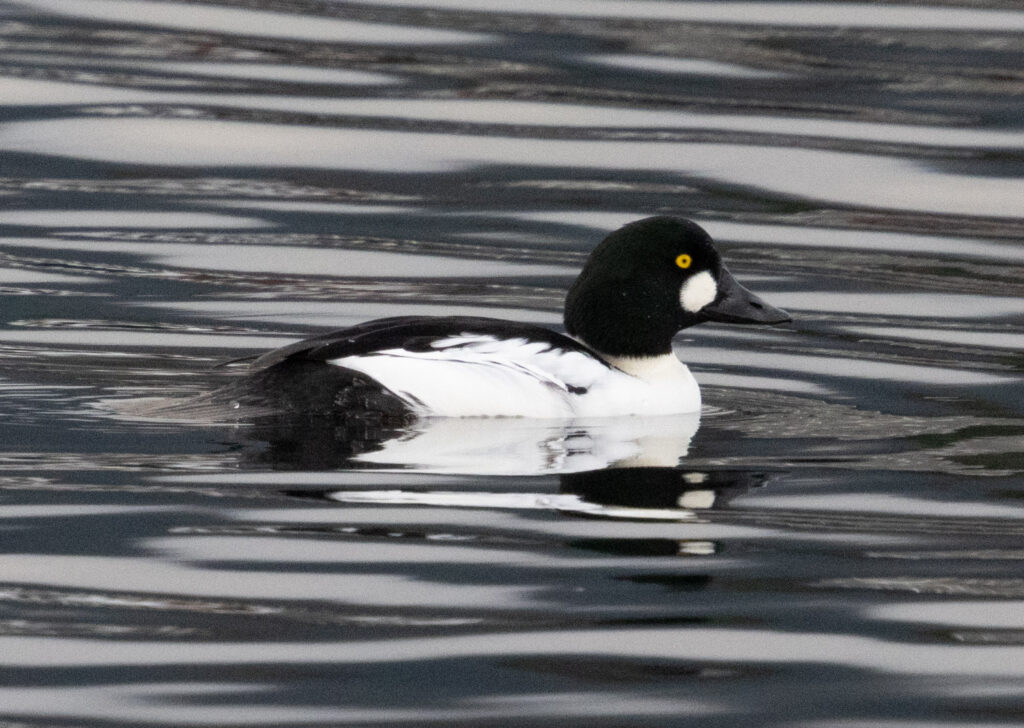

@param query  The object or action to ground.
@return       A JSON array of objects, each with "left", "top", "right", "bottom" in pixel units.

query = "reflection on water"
[
  {"left": 1, "top": 0, "right": 1024, "bottom": 725},
  {"left": 8, "top": 117, "right": 1024, "bottom": 217},
  {"left": 18, "top": 0, "right": 494, "bottom": 44},
  {"left": 125, "top": 391, "right": 702, "bottom": 473},
  {"left": 350, "top": 416, "right": 701, "bottom": 473}
]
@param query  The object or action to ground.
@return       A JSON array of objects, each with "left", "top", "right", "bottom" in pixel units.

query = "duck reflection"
[
  {"left": 242, "top": 412, "right": 701, "bottom": 473},
  {"left": 561, "top": 466, "right": 766, "bottom": 512},
  {"left": 234, "top": 410, "right": 765, "bottom": 518}
]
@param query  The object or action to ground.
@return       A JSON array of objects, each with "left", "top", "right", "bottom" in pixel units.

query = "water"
[{"left": 1, "top": 0, "right": 1023, "bottom": 724}]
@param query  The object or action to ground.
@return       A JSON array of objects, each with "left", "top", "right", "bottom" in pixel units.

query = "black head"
[{"left": 564, "top": 216, "right": 790, "bottom": 357}]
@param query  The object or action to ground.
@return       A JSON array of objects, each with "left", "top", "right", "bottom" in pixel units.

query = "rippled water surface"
[{"left": 1, "top": 0, "right": 1023, "bottom": 725}]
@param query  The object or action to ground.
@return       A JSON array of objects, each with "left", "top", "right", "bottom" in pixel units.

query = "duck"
[{"left": 240, "top": 216, "right": 790, "bottom": 419}]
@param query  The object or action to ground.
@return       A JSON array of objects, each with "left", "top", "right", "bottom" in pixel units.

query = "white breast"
[
  {"left": 330, "top": 336, "right": 701, "bottom": 418},
  {"left": 583, "top": 353, "right": 702, "bottom": 417}
]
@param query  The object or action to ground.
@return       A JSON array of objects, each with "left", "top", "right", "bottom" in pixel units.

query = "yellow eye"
[{"left": 675, "top": 254, "right": 692, "bottom": 269}]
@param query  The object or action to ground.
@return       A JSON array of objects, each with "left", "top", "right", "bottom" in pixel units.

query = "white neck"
[{"left": 603, "top": 352, "right": 689, "bottom": 382}]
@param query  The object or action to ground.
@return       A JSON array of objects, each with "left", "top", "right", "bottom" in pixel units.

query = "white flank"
[
  {"left": 331, "top": 335, "right": 605, "bottom": 418},
  {"left": 330, "top": 336, "right": 702, "bottom": 418},
  {"left": 679, "top": 271, "right": 718, "bottom": 313}
]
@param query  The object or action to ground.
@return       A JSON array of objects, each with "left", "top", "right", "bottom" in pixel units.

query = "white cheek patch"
[{"left": 679, "top": 270, "right": 718, "bottom": 313}]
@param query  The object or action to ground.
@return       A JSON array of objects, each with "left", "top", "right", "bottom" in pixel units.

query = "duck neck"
[
  {"left": 564, "top": 282, "right": 685, "bottom": 359},
  {"left": 602, "top": 351, "right": 688, "bottom": 381}
]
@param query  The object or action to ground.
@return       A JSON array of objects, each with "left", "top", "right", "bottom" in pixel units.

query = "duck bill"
[{"left": 701, "top": 268, "right": 791, "bottom": 325}]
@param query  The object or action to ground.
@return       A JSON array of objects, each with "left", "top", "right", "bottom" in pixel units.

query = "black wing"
[{"left": 251, "top": 316, "right": 608, "bottom": 370}]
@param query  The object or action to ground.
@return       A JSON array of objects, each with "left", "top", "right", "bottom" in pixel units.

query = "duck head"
[{"left": 564, "top": 216, "right": 790, "bottom": 358}]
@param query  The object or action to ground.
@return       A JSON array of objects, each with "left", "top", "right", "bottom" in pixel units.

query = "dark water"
[{"left": 2, "top": 0, "right": 1024, "bottom": 725}]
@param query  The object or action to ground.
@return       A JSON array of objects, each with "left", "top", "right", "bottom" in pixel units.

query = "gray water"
[{"left": 1, "top": 0, "right": 1024, "bottom": 725}]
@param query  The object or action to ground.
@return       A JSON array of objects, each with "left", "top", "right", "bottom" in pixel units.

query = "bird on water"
[{"left": 236, "top": 216, "right": 791, "bottom": 420}]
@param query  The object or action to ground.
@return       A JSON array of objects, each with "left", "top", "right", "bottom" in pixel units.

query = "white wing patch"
[{"left": 329, "top": 335, "right": 609, "bottom": 418}]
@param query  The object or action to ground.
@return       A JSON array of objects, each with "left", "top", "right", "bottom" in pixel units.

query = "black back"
[{"left": 252, "top": 315, "right": 609, "bottom": 370}]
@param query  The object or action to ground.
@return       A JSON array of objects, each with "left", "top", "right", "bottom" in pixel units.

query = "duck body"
[
  {"left": 250, "top": 316, "right": 699, "bottom": 418},
  {"left": 245, "top": 217, "right": 790, "bottom": 419}
]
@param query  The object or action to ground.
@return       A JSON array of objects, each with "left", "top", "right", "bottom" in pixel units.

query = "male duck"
[{"left": 244, "top": 216, "right": 790, "bottom": 418}]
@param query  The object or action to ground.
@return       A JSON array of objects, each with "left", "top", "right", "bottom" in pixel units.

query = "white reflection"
[
  {"left": 0, "top": 330, "right": 289, "bottom": 349},
  {"left": 584, "top": 54, "right": 784, "bottom": 79},
  {"left": 1, "top": 77, "right": 150, "bottom": 105},
  {"left": 345, "top": 0, "right": 1024, "bottom": 31},
  {"left": 849, "top": 326, "right": 1024, "bottom": 351},
  {"left": 767, "top": 292, "right": 1024, "bottom": 319},
  {"left": 694, "top": 372, "right": 827, "bottom": 395},
  {"left": 0, "top": 57, "right": 401, "bottom": 86},
  {"left": 0, "top": 554, "right": 534, "bottom": 607},
  {"left": 352, "top": 415, "right": 700, "bottom": 474},
  {"left": 154, "top": 62, "right": 398, "bottom": 86},
  {"left": 18, "top": 0, "right": 492, "bottom": 44},
  {"left": 0, "top": 505, "right": 172, "bottom": 518},
  {"left": 4, "top": 626, "right": 1024, "bottom": 675},
  {"left": 0, "top": 267, "right": 103, "bottom": 284},
  {"left": 684, "top": 345, "right": 1015, "bottom": 386},
  {"left": 509, "top": 212, "right": 1024, "bottom": 264},
  {"left": 704, "top": 221, "right": 1024, "bottom": 263},
  {"left": 222, "top": 506, "right": 765, "bottom": 541},
  {"left": 871, "top": 601, "right": 1024, "bottom": 629},
  {"left": 205, "top": 200, "right": 412, "bottom": 214},
  {"left": 148, "top": 301, "right": 561, "bottom": 328},
  {"left": 4, "top": 238, "right": 573, "bottom": 278},
  {"left": 5, "top": 77, "right": 1023, "bottom": 151},
  {"left": 4, "top": 118, "right": 1021, "bottom": 217},
  {"left": 324, "top": 490, "right": 700, "bottom": 521},
  {"left": 0, "top": 210, "right": 268, "bottom": 229},
  {"left": 0, "top": 683, "right": 712, "bottom": 724},
  {"left": 740, "top": 493, "right": 1024, "bottom": 520},
  {"left": 285, "top": 99, "right": 1024, "bottom": 148},
  {"left": 802, "top": 723, "right": 1014, "bottom": 728},
  {"left": 143, "top": 531, "right": 698, "bottom": 565}
]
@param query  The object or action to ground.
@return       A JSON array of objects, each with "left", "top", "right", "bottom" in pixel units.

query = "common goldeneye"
[{"left": 243, "top": 216, "right": 790, "bottom": 418}]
